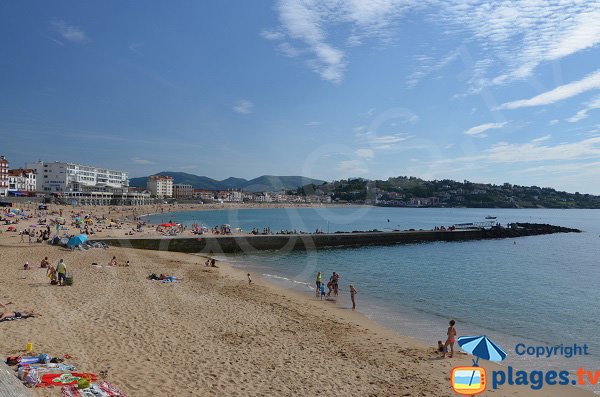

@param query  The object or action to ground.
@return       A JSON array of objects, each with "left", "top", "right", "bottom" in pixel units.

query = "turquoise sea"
[{"left": 147, "top": 207, "right": 600, "bottom": 387}]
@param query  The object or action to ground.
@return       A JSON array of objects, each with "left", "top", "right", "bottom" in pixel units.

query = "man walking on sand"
[{"left": 56, "top": 259, "right": 67, "bottom": 286}]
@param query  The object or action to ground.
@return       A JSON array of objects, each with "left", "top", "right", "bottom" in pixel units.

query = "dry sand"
[{"left": 0, "top": 205, "right": 594, "bottom": 396}]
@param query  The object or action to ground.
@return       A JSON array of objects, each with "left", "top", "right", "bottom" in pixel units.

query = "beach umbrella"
[
  {"left": 458, "top": 335, "right": 507, "bottom": 389},
  {"left": 67, "top": 234, "right": 88, "bottom": 248},
  {"left": 458, "top": 335, "right": 507, "bottom": 365}
]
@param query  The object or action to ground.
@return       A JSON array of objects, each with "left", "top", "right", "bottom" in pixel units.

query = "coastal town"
[{"left": 2, "top": 156, "right": 599, "bottom": 209}]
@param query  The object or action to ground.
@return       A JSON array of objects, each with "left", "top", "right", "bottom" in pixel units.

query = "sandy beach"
[{"left": 0, "top": 205, "right": 594, "bottom": 396}]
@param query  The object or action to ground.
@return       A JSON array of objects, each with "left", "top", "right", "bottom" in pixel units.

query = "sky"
[{"left": 0, "top": 1, "right": 599, "bottom": 194}]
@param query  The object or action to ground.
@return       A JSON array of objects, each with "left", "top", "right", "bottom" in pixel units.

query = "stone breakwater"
[{"left": 95, "top": 223, "right": 581, "bottom": 254}]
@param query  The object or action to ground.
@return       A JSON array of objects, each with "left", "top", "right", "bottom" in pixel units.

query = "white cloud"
[
  {"left": 465, "top": 122, "right": 507, "bottom": 137},
  {"left": 233, "top": 100, "right": 254, "bottom": 114},
  {"left": 441, "top": 2, "right": 600, "bottom": 87},
  {"left": 531, "top": 135, "right": 551, "bottom": 143},
  {"left": 337, "top": 160, "right": 368, "bottom": 174},
  {"left": 549, "top": 119, "right": 560, "bottom": 125},
  {"left": 439, "top": 136, "right": 600, "bottom": 164},
  {"left": 266, "top": 0, "right": 417, "bottom": 83},
  {"left": 362, "top": 133, "right": 412, "bottom": 149},
  {"left": 131, "top": 157, "right": 153, "bottom": 165},
  {"left": 355, "top": 148, "right": 374, "bottom": 159},
  {"left": 51, "top": 20, "right": 89, "bottom": 43},
  {"left": 278, "top": 42, "right": 300, "bottom": 57},
  {"left": 521, "top": 161, "right": 600, "bottom": 174},
  {"left": 260, "top": 29, "right": 285, "bottom": 40},
  {"left": 499, "top": 69, "right": 600, "bottom": 110},
  {"left": 264, "top": 1, "right": 600, "bottom": 87},
  {"left": 306, "top": 121, "right": 321, "bottom": 126},
  {"left": 407, "top": 49, "right": 459, "bottom": 87},
  {"left": 129, "top": 42, "right": 143, "bottom": 55},
  {"left": 567, "top": 95, "right": 600, "bottom": 123}
]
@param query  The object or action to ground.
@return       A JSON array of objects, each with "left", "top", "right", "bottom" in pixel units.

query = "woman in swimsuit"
[{"left": 444, "top": 319, "right": 457, "bottom": 358}]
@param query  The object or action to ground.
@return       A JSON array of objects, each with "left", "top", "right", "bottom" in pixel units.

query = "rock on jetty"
[{"left": 482, "top": 223, "right": 581, "bottom": 238}]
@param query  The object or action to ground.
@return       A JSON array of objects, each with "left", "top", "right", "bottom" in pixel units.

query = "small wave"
[{"left": 262, "top": 273, "right": 314, "bottom": 290}]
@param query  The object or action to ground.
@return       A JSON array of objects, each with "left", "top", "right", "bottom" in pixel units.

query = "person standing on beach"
[
  {"left": 349, "top": 285, "right": 357, "bottom": 309},
  {"left": 56, "top": 259, "right": 67, "bottom": 286},
  {"left": 333, "top": 272, "right": 340, "bottom": 296},
  {"left": 47, "top": 263, "right": 57, "bottom": 284},
  {"left": 315, "top": 272, "right": 322, "bottom": 297},
  {"left": 247, "top": 273, "right": 252, "bottom": 285},
  {"left": 443, "top": 319, "right": 457, "bottom": 358}
]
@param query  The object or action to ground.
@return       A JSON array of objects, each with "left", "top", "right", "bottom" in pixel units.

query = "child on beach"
[
  {"left": 443, "top": 319, "right": 457, "bottom": 358},
  {"left": 247, "top": 273, "right": 252, "bottom": 285},
  {"left": 320, "top": 283, "right": 325, "bottom": 300},
  {"left": 437, "top": 340, "right": 446, "bottom": 355}
]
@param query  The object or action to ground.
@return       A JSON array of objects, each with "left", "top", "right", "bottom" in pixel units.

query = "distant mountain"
[{"left": 129, "top": 172, "right": 325, "bottom": 192}]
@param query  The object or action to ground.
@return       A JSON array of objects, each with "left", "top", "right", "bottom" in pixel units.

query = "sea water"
[{"left": 147, "top": 207, "right": 600, "bottom": 388}]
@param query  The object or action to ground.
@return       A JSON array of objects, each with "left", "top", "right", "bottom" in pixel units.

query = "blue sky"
[{"left": 1, "top": 1, "right": 599, "bottom": 193}]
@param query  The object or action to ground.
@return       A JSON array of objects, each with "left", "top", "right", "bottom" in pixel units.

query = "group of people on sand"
[
  {"left": 107, "top": 256, "right": 129, "bottom": 267},
  {"left": 315, "top": 271, "right": 358, "bottom": 309},
  {"left": 204, "top": 258, "right": 218, "bottom": 268},
  {"left": 21, "top": 257, "right": 68, "bottom": 286}
]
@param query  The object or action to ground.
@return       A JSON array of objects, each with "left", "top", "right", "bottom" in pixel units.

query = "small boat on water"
[{"left": 485, "top": 215, "right": 497, "bottom": 220}]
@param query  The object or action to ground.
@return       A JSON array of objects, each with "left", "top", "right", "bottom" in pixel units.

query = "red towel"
[{"left": 38, "top": 372, "right": 98, "bottom": 387}]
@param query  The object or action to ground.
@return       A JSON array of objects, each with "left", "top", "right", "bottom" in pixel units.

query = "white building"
[
  {"left": 146, "top": 175, "right": 173, "bottom": 198},
  {"left": 0, "top": 156, "right": 8, "bottom": 197},
  {"left": 60, "top": 189, "right": 151, "bottom": 206},
  {"left": 26, "top": 161, "right": 128, "bottom": 193},
  {"left": 7, "top": 169, "right": 37, "bottom": 193}
]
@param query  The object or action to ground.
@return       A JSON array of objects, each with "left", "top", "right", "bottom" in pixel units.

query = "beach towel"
[
  {"left": 61, "top": 381, "right": 127, "bottom": 397},
  {"left": 19, "top": 363, "right": 76, "bottom": 379},
  {"left": 19, "top": 356, "right": 42, "bottom": 365},
  {"left": 38, "top": 372, "right": 98, "bottom": 388}
]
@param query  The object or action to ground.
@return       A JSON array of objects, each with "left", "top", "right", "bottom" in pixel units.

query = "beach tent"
[{"left": 67, "top": 234, "right": 88, "bottom": 248}]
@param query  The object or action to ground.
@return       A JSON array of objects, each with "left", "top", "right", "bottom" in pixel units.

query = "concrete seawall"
[{"left": 96, "top": 223, "right": 580, "bottom": 254}]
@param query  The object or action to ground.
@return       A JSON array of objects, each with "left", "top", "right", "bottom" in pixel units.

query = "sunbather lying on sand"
[{"left": 0, "top": 309, "right": 38, "bottom": 321}]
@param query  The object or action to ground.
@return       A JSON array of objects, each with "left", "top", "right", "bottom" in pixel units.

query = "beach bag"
[
  {"left": 24, "top": 367, "right": 40, "bottom": 387},
  {"left": 6, "top": 355, "right": 20, "bottom": 365},
  {"left": 65, "top": 273, "right": 74, "bottom": 286}
]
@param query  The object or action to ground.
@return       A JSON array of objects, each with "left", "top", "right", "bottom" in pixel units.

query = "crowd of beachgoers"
[{"left": 0, "top": 202, "right": 592, "bottom": 396}]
